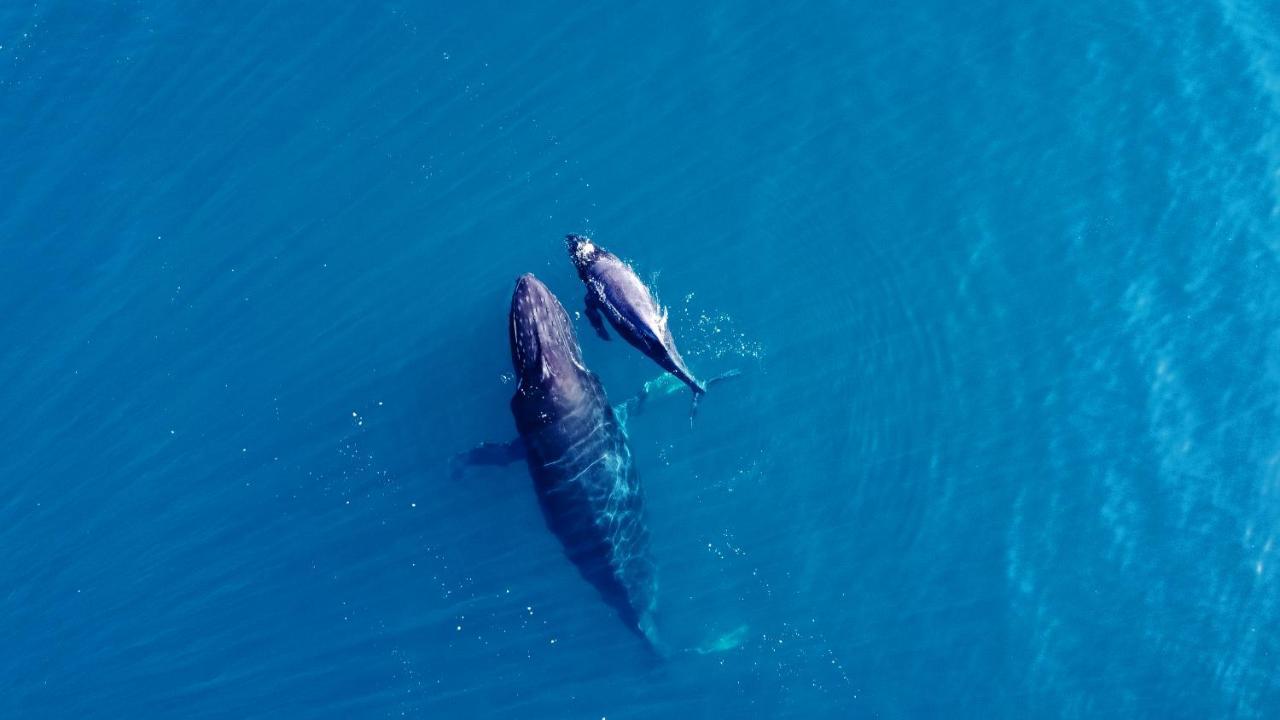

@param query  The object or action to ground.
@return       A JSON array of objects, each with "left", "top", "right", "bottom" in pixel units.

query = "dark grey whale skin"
[
  {"left": 566, "top": 234, "right": 705, "bottom": 398},
  {"left": 507, "top": 274, "right": 658, "bottom": 641}
]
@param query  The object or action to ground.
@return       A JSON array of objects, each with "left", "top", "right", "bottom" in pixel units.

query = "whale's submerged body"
[{"left": 507, "top": 273, "right": 658, "bottom": 641}]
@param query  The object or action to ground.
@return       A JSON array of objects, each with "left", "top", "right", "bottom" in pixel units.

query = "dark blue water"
[{"left": 4, "top": 2, "right": 1279, "bottom": 717}]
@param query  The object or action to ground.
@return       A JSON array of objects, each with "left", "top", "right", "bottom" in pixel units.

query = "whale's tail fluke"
[
  {"left": 688, "top": 382, "right": 707, "bottom": 424},
  {"left": 639, "top": 613, "right": 748, "bottom": 660},
  {"left": 617, "top": 368, "right": 743, "bottom": 427},
  {"left": 706, "top": 369, "right": 742, "bottom": 388},
  {"left": 638, "top": 613, "right": 673, "bottom": 657},
  {"left": 688, "top": 369, "right": 741, "bottom": 425}
]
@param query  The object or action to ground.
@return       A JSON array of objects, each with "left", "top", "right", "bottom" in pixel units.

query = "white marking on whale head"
[{"left": 575, "top": 240, "right": 596, "bottom": 262}]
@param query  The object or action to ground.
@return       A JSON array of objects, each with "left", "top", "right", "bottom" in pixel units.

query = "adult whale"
[
  {"left": 506, "top": 273, "right": 660, "bottom": 645},
  {"left": 566, "top": 234, "right": 707, "bottom": 413}
]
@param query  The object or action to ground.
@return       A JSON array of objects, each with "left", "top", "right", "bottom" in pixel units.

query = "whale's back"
[{"left": 513, "top": 376, "right": 657, "bottom": 639}]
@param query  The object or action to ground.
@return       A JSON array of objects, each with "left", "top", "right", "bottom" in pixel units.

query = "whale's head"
[
  {"left": 509, "top": 274, "right": 587, "bottom": 393},
  {"left": 566, "top": 233, "right": 604, "bottom": 277}
]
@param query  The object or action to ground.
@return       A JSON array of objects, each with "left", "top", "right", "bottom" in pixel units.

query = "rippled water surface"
[{"left": 3, "top": 2, "right": 1280, "bottom": 718}]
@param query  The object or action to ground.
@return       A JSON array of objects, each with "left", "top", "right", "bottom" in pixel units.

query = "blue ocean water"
[{"left": 4, "top": 1, "right": 1280, "bottom": 717}]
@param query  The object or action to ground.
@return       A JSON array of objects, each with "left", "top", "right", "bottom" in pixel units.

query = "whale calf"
[
  {"left": 505, "top": 273, "right": 659, "bottom": 643},
  {"left": 566, "top": 234, "right": 706, "bottom": 413}
]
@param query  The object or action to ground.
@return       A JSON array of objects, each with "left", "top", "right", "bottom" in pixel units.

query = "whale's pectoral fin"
[
  {"left": 613, "top": 388, "right": 646, "bottom": 428},
  {"left": 584, "top": 295, "right": 610, "bottom": 341},
  {"left": 705, "top": 369, "right": 742, "bottom": 391},
  {"left": 690, "top": 624, "right": 750, "bottom": 655},
  {"left": 450, "top": 440, "right": 525, "bottom": 479},
  {"left": 613, "top": 374, "right": 672, "bottom": 421}
]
